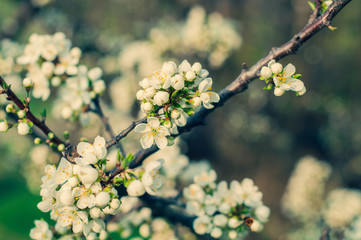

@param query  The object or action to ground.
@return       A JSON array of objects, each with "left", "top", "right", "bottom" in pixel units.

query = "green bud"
[
  {"left": 167, "top": 137, "right": 175, "bottom": 146},
  {"left": 63, "top": 131, "right": 70, "bottom": 139},
  {"left": 57, "top": 144, "right": 65, "bottom": 152},
  {"left": 48, "top": 132, "right": 54, "bottom": 139},
  {"left": 34, "top": 138, "right": 42, "bottom": 145}
]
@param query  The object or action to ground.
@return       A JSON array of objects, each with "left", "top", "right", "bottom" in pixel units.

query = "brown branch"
[
  {"left": 128, "top": 0, "right": 352, "bottom": 168},
  {"left": 105, "top": 116, "right": 147, "bottom": 149},
  {"left": 91, "top": 97, "right": 125, "bottom": 156},
  {"left": 308, "top": 0, "right": 323, "bottom": 24},
  {"left": 0, "top": 75, "right": 66, "bottom": 147}
]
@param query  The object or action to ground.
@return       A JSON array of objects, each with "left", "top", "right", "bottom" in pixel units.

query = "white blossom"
[
  {"left": 135, "top": 117, "right": 170, "bottom": 149},
  {"left": 18, "top": 122, "right": 30, "bottom": 135}
]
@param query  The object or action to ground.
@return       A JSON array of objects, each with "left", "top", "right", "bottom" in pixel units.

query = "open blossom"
[
  {"left": 75, "top": 136, "right": 107, "bottom": 166},
  {"left": 135, "top": 117, "right": 170, "bottom": 149},
  {"left": 198, "top": 78, "right": 220, "bottom": 109},
  {"left": 127, "top": 179, "right": 146, "bottom": 197},
  {"left": 30, "top": 220, "right": 53, "bottom": 240},
  {"left": 142, "top": 159, "right": 164, "bottom": 195},
  {"left": 272, "top": 63, "right": 305, "bottom": 95}
]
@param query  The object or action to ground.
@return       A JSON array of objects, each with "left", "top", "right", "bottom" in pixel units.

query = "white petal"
[
  {"left": 135, "top": 123, "right": 151, "bottom": 133},
  {"left": 158, "top": 126, "right": 170, "bottom": 136},
  {"left": 209, "top": 92, "right": 220, "bottom": 103},
  {"left": 74, "top": 157, "right": 90, "bottom": 166},
  {"left": 77, "top": 142, "right": 92, "bottom": 157},
  {"left": 267, "top": 60, "right": 276, "bottom": 68},
  {"left": 72, "top": 216, "right": 84, "bottom": 233},
  {"left": 56, "top": 158, "right": 73, "bottom": 184},
  {"left": 155, "top": 135, "right": 168, "bottom": 149},
  {"left": 280, "top": 84, "right": 291, "bottom": 91},
  {"left": 289, "top": 79, "right": 304, "bottom": 91},
  {"left": 203, "top": 102, "right": 214, "bottom": 109},
  {"left": 273, "top": 76, "right": 280, "bottom": 87},
  {"left": 147, "top": 117, "right": 160, "bottom": 129},
  {"left": 93, "top": 136, "right": 105, "bottom": 148},
  {"left": 284, "top": 63, "right": 296, "bottom": 76},
  {"left": 199, "top": 78, "right": 212, "bottom": 93},
  {"left": 140, "top": 132, "right": 154, "bottom": 149},
  {"left": 175, "top": 112, "right": 187, "bottom": 127}
]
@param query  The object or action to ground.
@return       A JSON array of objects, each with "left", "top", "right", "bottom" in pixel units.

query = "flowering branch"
[
  {"left": 91, "top": 97, "right": 126, "bottom": 156},
  {"left": 0, "top": 75, "right": 66, "bottom": 147},
  {"left": 127, "top": 0, "right": 352, "bottom": 168}
]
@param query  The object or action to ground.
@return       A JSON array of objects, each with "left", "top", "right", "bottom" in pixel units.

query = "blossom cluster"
[
  {"left": 260, "top": 60, "right": 306, "bottom": 96},
  {"left": 12, "top": 32, "right": 106, "bottom": 123},
  {"left": 0, "top": 103, "right": 33, "bottom": 135},
  {"left": 34, "top": 136, "right": 120, "bottom": 239},
  {"left": 183, "top": 170, "right": 269, "bottom": 239},
  {"left": 135, "top": 60, "right": 220, "bottom": 149}
]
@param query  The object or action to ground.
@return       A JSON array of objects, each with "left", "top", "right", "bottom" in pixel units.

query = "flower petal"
[
  {"left": 77, "top": 142, "right": 92, "bottom": 157},
  {"left": 155, "top": 135, "right": 168, "bottom": 149},
  {"left": 140, "top": 132, "right": 154, "bottom": 149},
  {"left": 289, "top": 78, "right": 304, "bottom": 92},
  {"left": 158, "top": 126, "right": 170, "bottom": 136},
  {"left": 147, "top": 117, "right": 160, "bottom": 129},
  {"left": 273, "top": 76, "right": 280, "bottom": 87},
  {"left": 72, "top": 216, "right": 84, "bottom": 233},
  {"left": 134, "top": 123, "right": 151, "bottom": 133},
  {"left": 209, "top": 92, "right": 220, "bottom": 103},
  {"left": 267, "top": 60, "right": 276, "bottom": 68},
  {"left": 199, "top": 78, "right": 212, "bottom": 93},
  {"left": 93, "top": 136, "right": 105, "bottom": 148},
  {"left": 284, "top": 64, "right": 296, "bottom": 76},
  {"left": 203, "top": 102, "right": 214, "bottom": 109}
]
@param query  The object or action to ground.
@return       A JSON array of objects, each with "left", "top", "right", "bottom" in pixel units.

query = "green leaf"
[
  {"left": 41, "top": 109, "right": 47, "bottom": 118},
  {"left": 328, "top": 25, "right": 337, "bottom": 31},
  {"left": 308, "top": 1, "right": 316, "bottom": 11},
  {"left": 293, "top": 74, "right": 302, "bottom": 78}
]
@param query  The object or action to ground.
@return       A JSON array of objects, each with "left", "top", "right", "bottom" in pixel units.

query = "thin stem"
[
  {"left": 0, "top": 75, "right": 66, "bottom": 147},
  {"left": 92, "top": 97, "right": 125, "bottom": 156}
]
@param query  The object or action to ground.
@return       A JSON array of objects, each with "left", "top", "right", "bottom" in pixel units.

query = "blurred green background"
[{"left": 0, "top": 0, "right": 360, "bottom": 239}]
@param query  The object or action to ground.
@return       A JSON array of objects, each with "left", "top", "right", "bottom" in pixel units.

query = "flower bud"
[
  {"left": 141, "top": 102, "right": 153, "bottom": 112},
  {"left": 192, "top": 62, "right": 202, "bottom": 73},
  {"left": 171, "top": 109, "right": 180, "bottom": 119},
  {"left": 34, "top": 137, "right": 42, "bottom": 144},
  {"left": 190, "top": 97, "right": 202, "bottom": 107},
  {"left": 95, "top": 192, "right": 111, "bottom": 207},
  {"left": 136, "top": 90, "right": 145, "bottom": 100},
  {"left": 5, "top": 104, "right": 14, "bottom": 113},
  {"left": 260, "top": 66, "right": 272, "bottom": 79},
  {"left": 110, "top": 199, "right": 121, "bottom": 210},
  {"left": 48, "top": 132, "right": 54, "bottom": 139},
  {"left": 211, "top": 227, "right": 222, "bottom": 238},
  {"left": 297, "top": 86, "right": 307, "bottom": 96},
  {"left": 185, "top": 71, "right": 196, "bottom": 81},
  {"left": 274, "top": 88, "right": 285, "bottom": 97},
  {"left": 17, "top": 110, "right": 26, "bottom": 118},
  {"left": 0, "top": 121, "right": 9, "bottom": 132},
  {"left": 93, "top": 80, "right": 106, "bottom": 94},
  {"left": 23, "top": 78, "right": 32, "bottom": 87},
  {"left": 59, "top": 190, "right": 73, "bottom": 206},
  {"left": 17, "top": 122, "right": 30, "bottom": 135},
  {"left": 139, "top": 78, "right": 151, "bottom": 89},
  {"left": 88, "top": 67, "right": 103, "bottom": 80},
  {"left": 90, "top": 207, "right": 101, "bottom": 219},
  {"left": 270, "top": 63, "right": 283, "bottom": 74},
  {"left": 161, "top": 61, "right": 177, "bottom": 75},
  {"left": 127, "top": 180, "right": 145, "bottom": 197},
  {"left": 170, "top": 74, "right": 184, "bottom": 90},
  {"left": 153, "top": 91, "right": 169, "bottom": 106},
  {"left": 51, "top": 76, "right": 61, "bottom": 87},
  {"left": 144, "top": 87, "right": 156, "bottom": 99},
  {"left": 163, "top": 119, "right": 172, "bottom": 128},
  {"left": 58, "top": 144, "right": 65, "bottom": 152}
]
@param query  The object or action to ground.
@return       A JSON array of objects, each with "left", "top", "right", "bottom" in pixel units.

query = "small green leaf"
[
  {"left": 328, "top": 25, "right": 337, "bottom": 31},
  {"left": 308, "top": 1, "right": 316, "bottom": 10},
  {"left": 293, "top": 74, "right": 302, "bottom": 78},
  {"left": 41, "top": 109, "right": 47, "bottom": 118}
]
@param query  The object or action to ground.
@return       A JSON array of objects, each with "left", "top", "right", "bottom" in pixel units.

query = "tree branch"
[
  {"left": 319, "top": 228, "right": 331, "bottom": 240},
  {"left": 127, "top": 0, "right": 352, "bottom": 168},
  {"left": 91, "top": 97, "right": 126, "bottom": 156},
  {"left": 0, "top": 75, "right": 66, "bottom": 147}
]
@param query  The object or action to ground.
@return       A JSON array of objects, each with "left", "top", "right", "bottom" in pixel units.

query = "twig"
[
  {"left": 128, "top": 0, "right": 352, "bottom": 168},
  {"left": 105, "top": 116, "right": 147, "bottom": 149},
  {"left": 91, "top": 97, "right": 125, "bottom": 156},
  {"left": 308, "top": 0, "right": 323, "bottom": 24},
  {"left": 0, "top": 75, "right": 66, "bottom": 147}
]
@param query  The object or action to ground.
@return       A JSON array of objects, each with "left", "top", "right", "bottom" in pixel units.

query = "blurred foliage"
[{"left": 0, "top": 0, "right": 360, "bottom": 239}]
